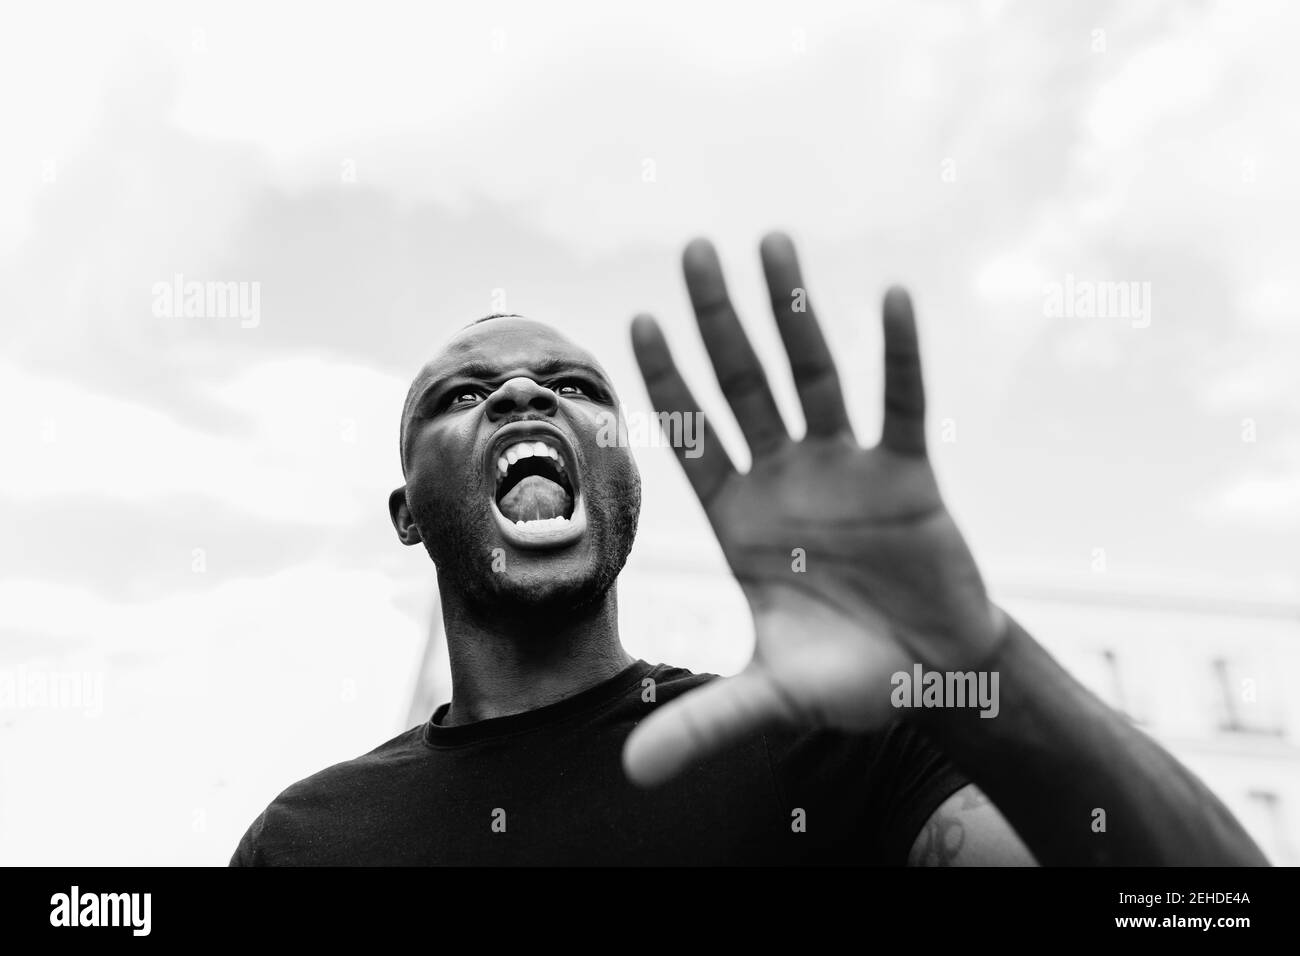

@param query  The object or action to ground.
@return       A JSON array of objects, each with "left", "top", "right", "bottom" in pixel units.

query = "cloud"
[{"left": 0, "top": 355, "right": 406, "bottom": 526}]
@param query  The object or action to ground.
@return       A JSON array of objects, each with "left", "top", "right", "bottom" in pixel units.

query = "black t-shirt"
[{"left": 229, "top": 659, "right": 968, "bottom": 865}]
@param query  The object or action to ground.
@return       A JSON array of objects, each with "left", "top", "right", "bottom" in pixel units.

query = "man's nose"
[{"left": 485, "top": 377, "right": 559, "bottom": 422}]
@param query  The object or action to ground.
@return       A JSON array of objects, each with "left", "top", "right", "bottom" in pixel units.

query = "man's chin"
[
  {"left": 477, "top": 510, "right": 623, "bottom": 615},
  {"left": 474, "top": 561, "right": 611, "bottom": 617}
]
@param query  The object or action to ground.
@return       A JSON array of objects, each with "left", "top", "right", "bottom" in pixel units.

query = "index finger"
[{"left": 631, "top": 313, "right": 737, "bottom": 510}]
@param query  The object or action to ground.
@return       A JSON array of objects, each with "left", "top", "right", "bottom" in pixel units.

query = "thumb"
[{"left": 622, "top": 668, "right": 797, "bottom": 788}]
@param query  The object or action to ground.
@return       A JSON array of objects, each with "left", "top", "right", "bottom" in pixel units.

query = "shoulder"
[
  {"left": 764, "top": 717, "right": 967, "bottom": 802},
  {"left": 278, "top": 724, "right": 427, "bottom": 804},
  {"left": 230, "top": 725, "right": 428, "bottom": 866},
  {"left": 638, "top": 663, "right": 963, "bottom": 800},
  {"left": 645, "top": 662, "right": 951, "bottom": 780},
  {"left": 644, "top": 661, "right": 717, "bottom": 699}
]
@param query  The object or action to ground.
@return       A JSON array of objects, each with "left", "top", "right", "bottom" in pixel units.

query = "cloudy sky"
[{"left": 1, "top": 0, "right": 1297, "bottom": 863}]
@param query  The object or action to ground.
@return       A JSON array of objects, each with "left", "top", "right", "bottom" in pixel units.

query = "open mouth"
[{"left": 487, "top": 424, "right": 587, "bottom": 550}]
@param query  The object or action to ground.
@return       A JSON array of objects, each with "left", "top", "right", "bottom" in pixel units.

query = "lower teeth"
[{"left": 514, "top": 515, "right": 571, "bottom": 532}]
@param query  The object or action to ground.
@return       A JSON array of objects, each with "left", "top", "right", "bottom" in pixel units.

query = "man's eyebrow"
[{"left": 415, "top": 357, "right": 610, "bottom": 405}]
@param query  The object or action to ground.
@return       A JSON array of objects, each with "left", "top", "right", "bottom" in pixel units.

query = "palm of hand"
[
  {"left": 716, "top": 437, "right": 992, "bottom": 725},
  {"left": 623, "top": 233, "right": 1000, "bottom": 787}
]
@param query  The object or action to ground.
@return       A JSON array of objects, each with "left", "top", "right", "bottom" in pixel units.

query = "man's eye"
[
  {"left": 554, "top": 380, "right": 586, "bottom": 397},
  {"left": 448, "top": 389, "right": 484, "bottom": 408}
]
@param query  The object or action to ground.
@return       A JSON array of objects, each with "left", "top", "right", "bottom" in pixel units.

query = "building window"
[
  {"left": 1246, "top": 790, "right": 1293, "bottom": 866},
  {"left": 1213, "top": 658, "right": 1284, "bottom": 736},
  {"left": 1100, "top": 648, "right": 1144, "bottom": 724}
]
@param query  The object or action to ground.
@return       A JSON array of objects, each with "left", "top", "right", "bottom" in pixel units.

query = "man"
[{"left": 230, "top": 233, "right": 1267, "bottom": 866}]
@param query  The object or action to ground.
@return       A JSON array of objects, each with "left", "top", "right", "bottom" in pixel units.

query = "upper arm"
[{"left": 907, "top": 784, "right": 1038, "bottom": 866}]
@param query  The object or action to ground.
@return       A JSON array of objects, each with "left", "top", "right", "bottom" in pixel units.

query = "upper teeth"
[{"left": 498, "top": 440, "right": 562, "bottom": 475}]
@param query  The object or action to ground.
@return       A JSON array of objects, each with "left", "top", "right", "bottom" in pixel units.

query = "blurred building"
[{"left": 1001, "top": 583, "right": 1300, "bottom": 867}]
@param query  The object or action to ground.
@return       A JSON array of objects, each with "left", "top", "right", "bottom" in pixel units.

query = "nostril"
[{"left": 485, "top": 394, "right": 516, "bottom": 421}]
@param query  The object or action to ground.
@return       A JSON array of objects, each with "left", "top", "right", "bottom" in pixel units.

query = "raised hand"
[{"left": 623, "top": 233, "right": 1006, "bottom": 787}]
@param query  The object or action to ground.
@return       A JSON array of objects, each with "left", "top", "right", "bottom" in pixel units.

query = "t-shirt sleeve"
[
  {"left": 764, "top": 718, "right": 970, "bottom": 865},
  {"left": 863, "top": 719, "right": 971, "bottom": 863}
]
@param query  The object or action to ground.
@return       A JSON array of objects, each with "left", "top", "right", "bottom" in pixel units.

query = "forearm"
[{"left": 912, "top": 612, "right": 1269, "bottom": 866}]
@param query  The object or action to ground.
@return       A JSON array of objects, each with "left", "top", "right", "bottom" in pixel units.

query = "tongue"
[{"left": 498, "top": 475, "right": 573, "bottom": 522}]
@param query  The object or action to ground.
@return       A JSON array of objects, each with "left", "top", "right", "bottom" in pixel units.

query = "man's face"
[{"left": 398, "top": 317, "right": 641, "bottom": 614}]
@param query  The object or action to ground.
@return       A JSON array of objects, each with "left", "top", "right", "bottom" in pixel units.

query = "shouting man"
[{"left": 231, "top": 234, "right": 1267, "bottom": 866}]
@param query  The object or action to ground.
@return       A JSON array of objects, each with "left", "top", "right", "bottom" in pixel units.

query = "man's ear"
[{"left": 389, "top": 486, "right": 423, "bottom": 546}]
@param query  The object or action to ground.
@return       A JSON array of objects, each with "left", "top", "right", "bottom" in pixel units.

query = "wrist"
[{"left": 901, "top": 609, "right": 1078, "bottom": 742}]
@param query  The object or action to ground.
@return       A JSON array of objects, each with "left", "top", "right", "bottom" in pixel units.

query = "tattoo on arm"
[
  {"left": 910, "top": 805, "right": 966, "bottom": 866},
  {"left": 907, "top": 784, "right": 1035, "bottom": 866}
]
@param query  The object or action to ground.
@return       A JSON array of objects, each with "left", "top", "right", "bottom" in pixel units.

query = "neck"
[{"left": 437, "top": 585, "right": 635, "bottom": 726}]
